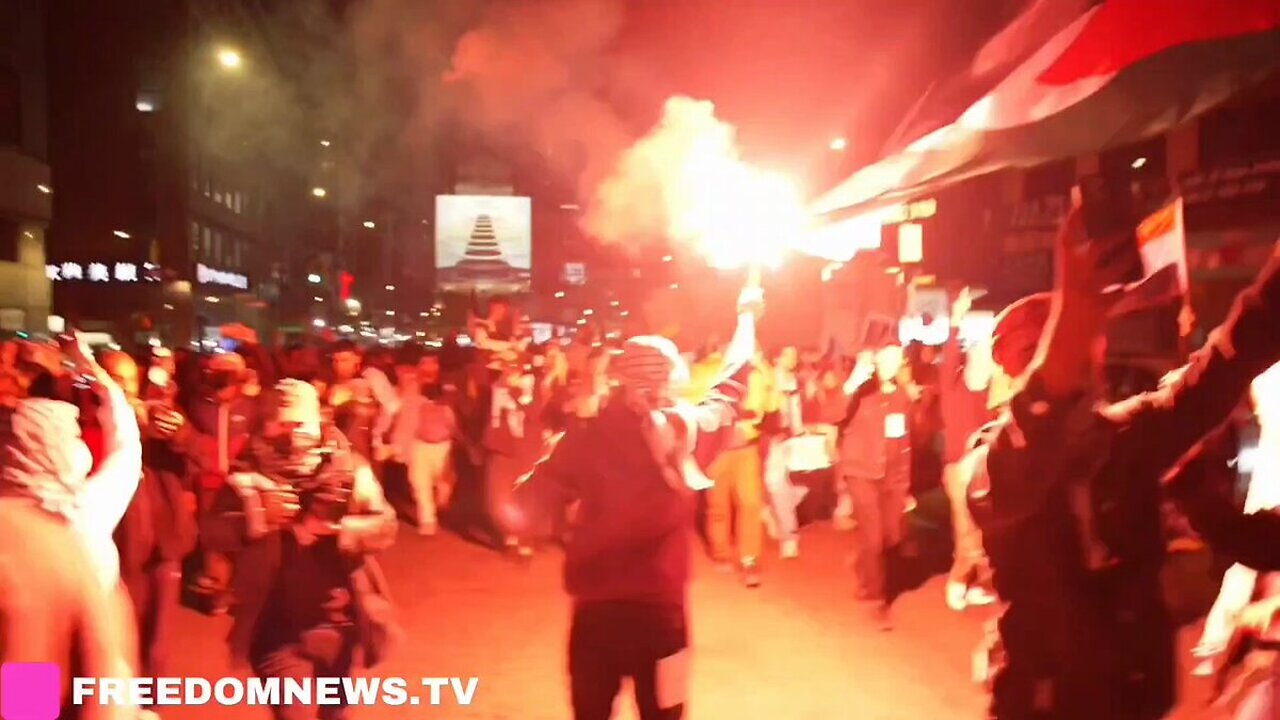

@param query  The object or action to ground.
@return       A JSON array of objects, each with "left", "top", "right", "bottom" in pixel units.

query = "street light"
[
  {"left": 217, "top": 48, "right": 243, "bottom": 70},
  {"left": 307, "top": 273, "right": 321, "bottom": 284},
  {"left": 364, "top": 221, "right": 376, "bottom": 229},
  {"left": 311, "top": 187, "right": 327, "bottom": 198},
  {"left": 36, "top": 184, "right": 51, "bottom": 194},
  {"left": 320, "top": 139, "right": 331, "bottom": 148},
  {"left": 113, "top": 230, "right": 131, "bottom": 239},
  {"left": 384, "top": 284, "right": 395, "bottom": 291}
]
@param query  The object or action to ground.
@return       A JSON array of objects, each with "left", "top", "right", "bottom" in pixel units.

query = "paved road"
[{"left": 167, "top": 523, "right": 1219, "bottom": 719}]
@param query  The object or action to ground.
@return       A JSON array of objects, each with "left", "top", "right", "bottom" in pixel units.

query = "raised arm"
[
  {"left": 1122, "top": 240, "right": 1280, "bottom": 475},
  {"left": 78, "top": 347, "right": 142, "bottom": 540},
  {"left": 1031, "top": 204, "right": 1111, "bottom": 400},
  {"left": 684, "top": 285, "right": 761, "bottom": 470}
]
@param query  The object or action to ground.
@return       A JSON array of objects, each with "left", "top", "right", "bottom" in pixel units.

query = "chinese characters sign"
[{"left": 46, "top": 262, "right": 158, "bottom": 282}]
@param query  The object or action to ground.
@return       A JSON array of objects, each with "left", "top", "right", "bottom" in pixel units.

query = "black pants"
[
  {"left": 570, "top": 602, "right": 688, "bottom": 720},
  {"left": 847, "top": 472, "right": 910, "bottom": 603},
  {"left": 252, "top": 626, "right": 357, "bottom": 720}
]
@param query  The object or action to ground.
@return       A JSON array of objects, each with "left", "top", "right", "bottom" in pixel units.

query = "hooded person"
[
  {"left": 203, "top": 379, "right": 399, "bottom": 720},
  {"left": 1, "top": 343, "right": 143, "bottom": 590},
  {"left": 963, "top": 205, "right": 1280, "bottom": 720},
  {"left": 0, "top": 337, "right": 145, "bottom": 719},
  {"left": 509, "top": 283, "right": 762, "bottom": 720}
]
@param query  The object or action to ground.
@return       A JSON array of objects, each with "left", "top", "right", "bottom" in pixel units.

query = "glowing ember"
[{"left": 587, "top": 96, "right": 808, "bottom": 271}]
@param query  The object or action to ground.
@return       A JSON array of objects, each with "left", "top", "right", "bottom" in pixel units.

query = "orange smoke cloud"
[{"left": 445, "top": 2, "right": 809, "bottom": 269}]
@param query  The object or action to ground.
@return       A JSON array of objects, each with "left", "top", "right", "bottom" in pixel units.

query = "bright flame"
[
  {"left": 217, "top": 48, "right": 243, "bottom": 70},
  {"left": 587, "top": 97, "right": 809, "bottom": 271}
]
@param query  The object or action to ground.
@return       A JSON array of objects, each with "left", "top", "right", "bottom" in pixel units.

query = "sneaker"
[
  {"left": 945, "top": 580, "right": 969, "bottom": 612},
  {"left": 965, "top": 586, "right": 997, "bottom": 607},
  {"left": 779, "top": 538, "right": 800, "bottom": 560},
  {"left": 741, "top": 558, "right": 762, "bottom": 588}
]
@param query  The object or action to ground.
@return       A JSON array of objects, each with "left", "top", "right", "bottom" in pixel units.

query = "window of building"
[
  {"left": 0, "top": 67, "right": 20, "bottom": 147},
  {"left": 202, "top": 175, "right": 212, "bottom": 198},
  {"left": 1200, "top": 92, "right": 1280, "bottom": 167},
  {"left": 0, "top": 219, "right": 18, "bottom": 263},
  {"left": 232, "top": 192, "right": 242, "bottom": 214},
  {"left": 201, "top": 225, "right": 212, "bottom": 259}
]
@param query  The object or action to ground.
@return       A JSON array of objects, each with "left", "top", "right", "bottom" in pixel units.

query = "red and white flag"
[
  {"left": 1106, "top": 198, "right": 1189, "bottom": 318},
  {"left": 815, "top": 0, "right": 1280, "bottom": 218},
  {"left": 1135, "top": 197, "right": 1188, "bottom": 294}
]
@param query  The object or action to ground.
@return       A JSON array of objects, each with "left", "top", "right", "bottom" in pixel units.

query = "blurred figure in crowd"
[
  {"left": 325, "top": 341, "right": 380, "bottom": 461},
  {"left": 104, "top": 351, "right": 196, "bottom": 680},
  {"left": 939, "top": 288, "right": 997, "bottom": 612},
  {"left": 764, "top": 346, "right": 806, "bottom": 560},
  {"left": 511, "top": 283, "right": 760, "bottom": 720},
  {"left": 205, "top": 379, "right": 398, "bottom": 720},
  {"left": 0, "top": 336, "right": 143, "bottom": 718},
  {"left": 970, "top": 206, "right": 1280, "bottom": 719},
  {"left": 176, "top": 350, "right": 258, "bottom": 614},
  {"left": 1188, "top": 362, "right": 1280, "bottom": 718},
  {"left": 485, "top": 353, "right": 547, "bottom": 556},
  {"left": 471, "top": 295, "right": 530, "bottom": 361},
  {"left": 840, "top": 343, "right": 914, "bottom": 629},
  {"left": 705, "top": 344, "right": 771, "bottom": 587}
]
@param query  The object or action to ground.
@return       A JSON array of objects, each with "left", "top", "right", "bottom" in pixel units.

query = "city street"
[{"left": 167, "top": 522, "right": 1218, "bottom": 720}]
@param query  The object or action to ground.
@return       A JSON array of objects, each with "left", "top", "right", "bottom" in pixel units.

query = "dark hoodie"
[{"left": 514, "top": 359, "right": 751, "bottom": 606}]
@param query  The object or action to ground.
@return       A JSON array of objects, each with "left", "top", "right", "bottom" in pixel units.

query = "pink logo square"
[{"left": 1, "top": 662, "right": 62, "bottom": 720}]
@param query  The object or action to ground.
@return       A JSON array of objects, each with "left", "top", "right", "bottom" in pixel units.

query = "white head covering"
[{"left": 0, "top": 398, "right": 93, "bottom": 521}]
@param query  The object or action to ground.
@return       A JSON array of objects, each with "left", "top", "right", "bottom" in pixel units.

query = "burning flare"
[{"left": 586, "top": 96, "right": 809, "bottom": 270}]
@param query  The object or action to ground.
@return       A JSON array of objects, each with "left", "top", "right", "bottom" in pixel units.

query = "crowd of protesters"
[{"left": 7, "top": 215, "right": 1280, "bottom": 720}]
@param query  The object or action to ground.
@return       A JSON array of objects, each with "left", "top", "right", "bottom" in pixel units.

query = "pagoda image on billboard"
[
  {"left": 435, "top": 195, "right": 533, "bottom": 293},
  {"left": 456, "top": 214, "right": 511, "bottom": 281}
]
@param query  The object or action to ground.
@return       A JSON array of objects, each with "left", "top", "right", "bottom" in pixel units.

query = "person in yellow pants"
[{"left": 705, "top": 354, "right": 772, "bottom": 588}]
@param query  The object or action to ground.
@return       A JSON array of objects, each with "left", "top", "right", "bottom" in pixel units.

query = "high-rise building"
[
  {"left": 46, "top": 0, "right": 310, "bottom": 348},
  {"left": 0, "top": 0, "right": 52, "bottom": 334}
]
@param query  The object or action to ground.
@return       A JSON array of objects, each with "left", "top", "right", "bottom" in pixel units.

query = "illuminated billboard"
[{"left": 435, "top": 195, "right": 532, "bottom": 293}]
